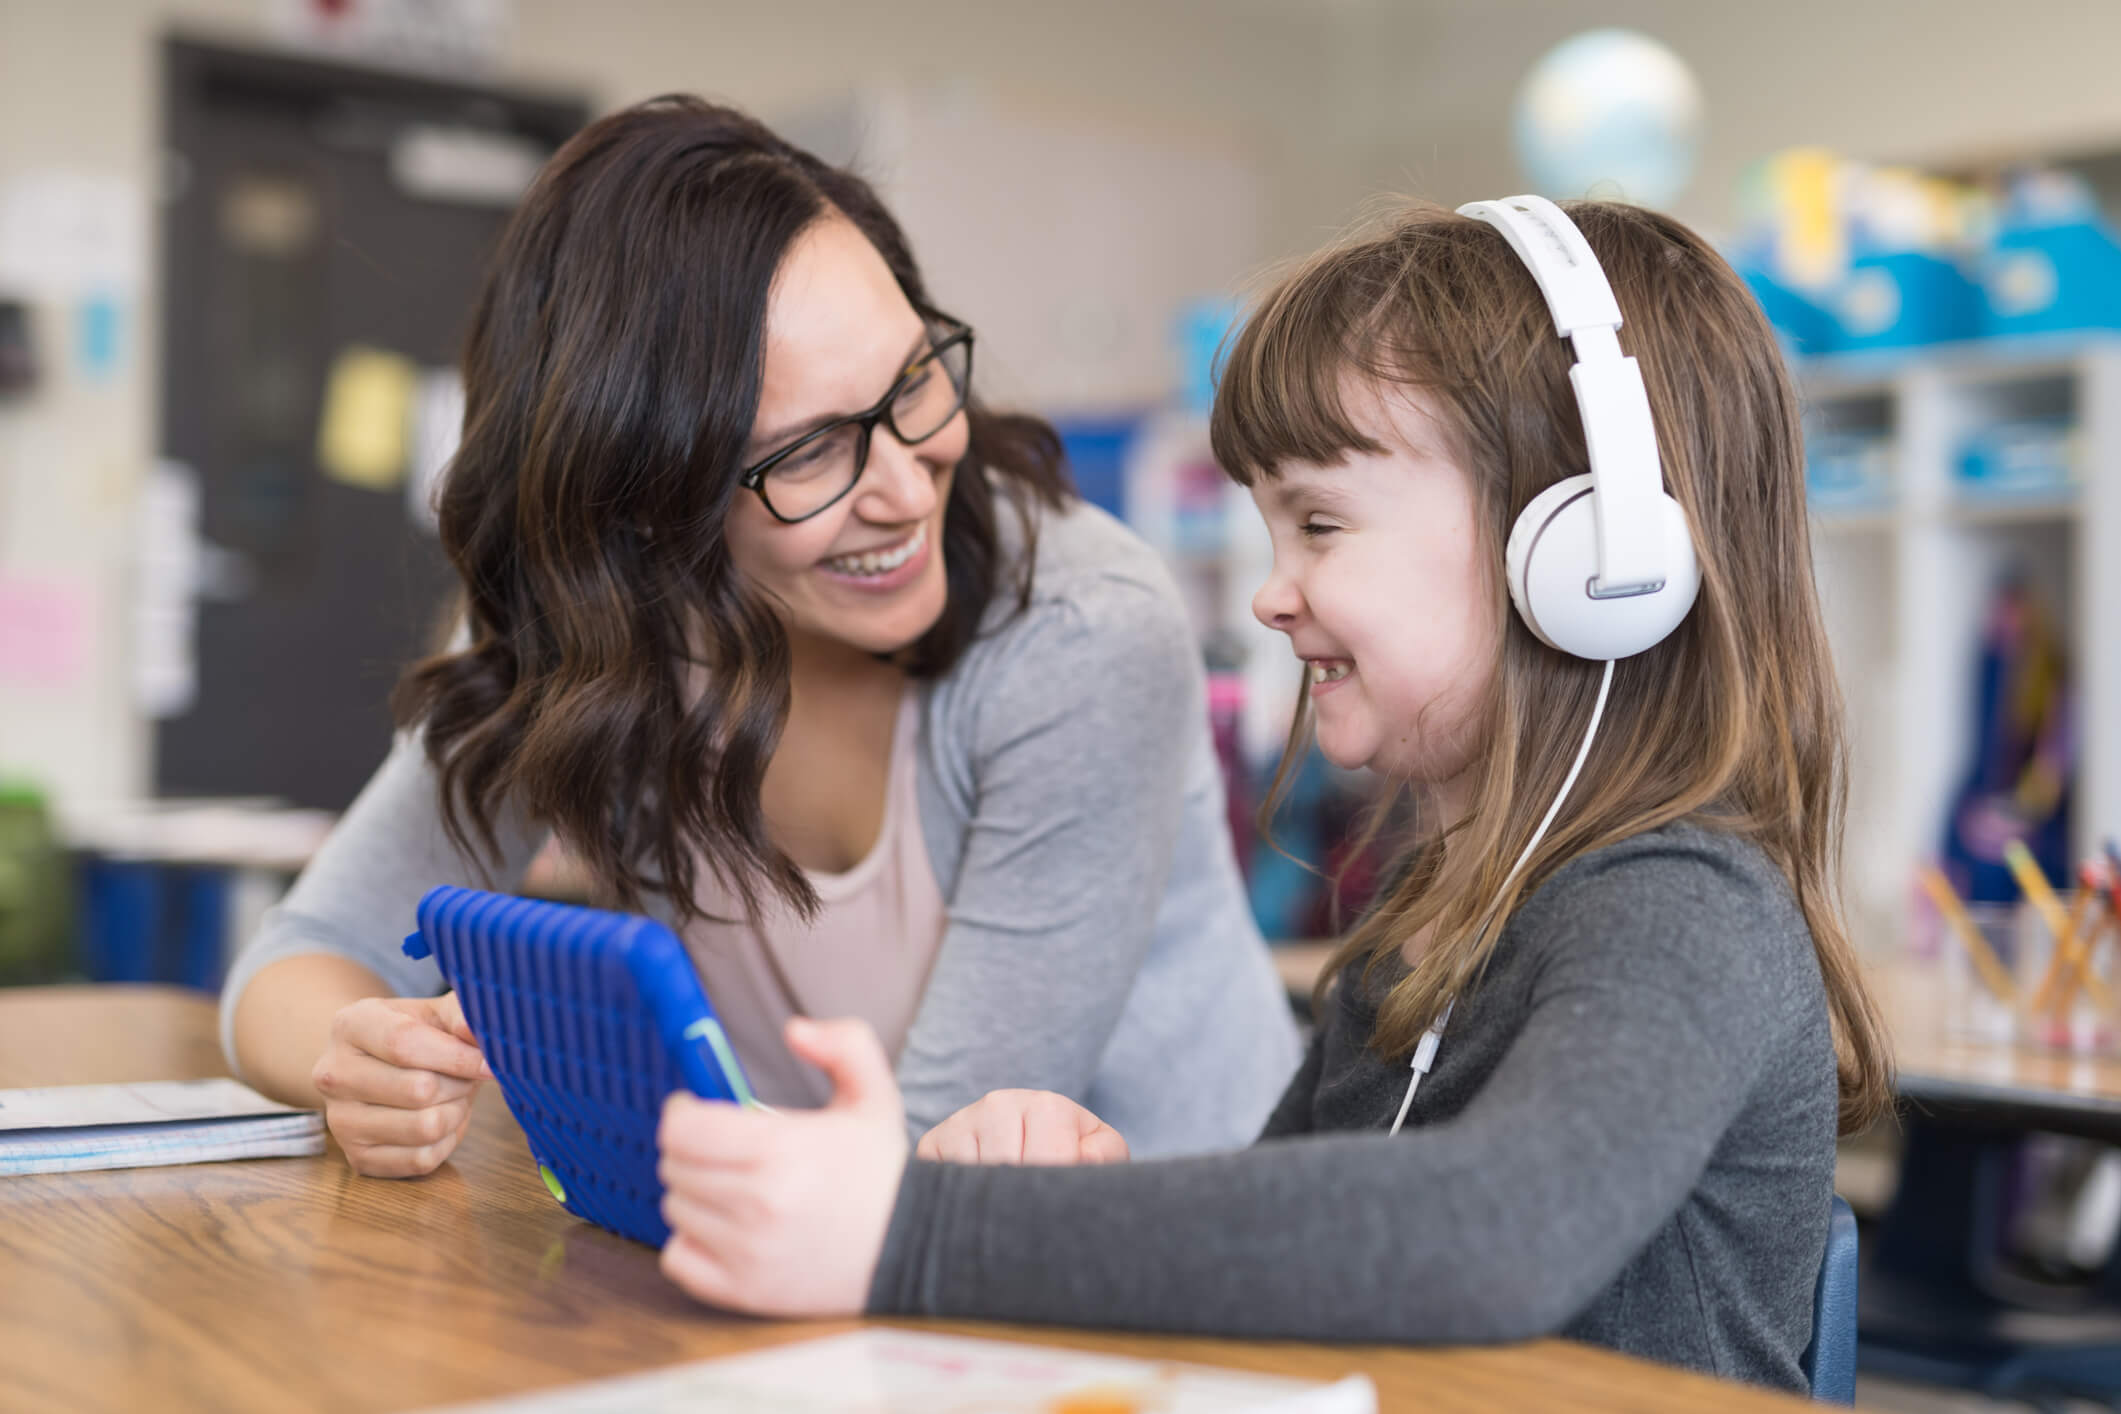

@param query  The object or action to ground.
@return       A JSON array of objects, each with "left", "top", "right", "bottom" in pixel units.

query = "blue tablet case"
[{"left": 402, "top": 886, "right": 756, "bottom": 1246}]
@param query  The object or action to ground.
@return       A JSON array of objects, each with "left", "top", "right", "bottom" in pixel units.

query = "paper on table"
[
  {"left": 0, "top": 1112, "right": 325, "bottom": 1176},
  {"left": 0, "top": 1079, "right": 325, "bottom": 1177},
  {"left": 0, "top": 1078, "right": 305, "bottom": 1130},
  {"left": 420, "top": 1329, "right": 1379, "bottom": 1414}
]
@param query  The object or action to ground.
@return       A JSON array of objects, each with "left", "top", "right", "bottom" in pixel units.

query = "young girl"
[
  {"left": 650, "top": 196, "right": 1893, "bottom": 1395},
  {"left": 219, "top": 96, "right": 1298, "bottom": 1176}
]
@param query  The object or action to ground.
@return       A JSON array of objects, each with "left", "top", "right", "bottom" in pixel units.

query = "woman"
[{"left": 220, "top": 95, "right": 1298, "bottom": 1177}]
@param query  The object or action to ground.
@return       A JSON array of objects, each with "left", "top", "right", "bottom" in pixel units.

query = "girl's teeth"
[{"left": 1310, "top": 662, "right": 1350, "bottom": 684}]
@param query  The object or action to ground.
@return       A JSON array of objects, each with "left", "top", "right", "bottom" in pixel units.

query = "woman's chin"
[{"left": 806, "top": 568, "right": 949, "bottom": 658}]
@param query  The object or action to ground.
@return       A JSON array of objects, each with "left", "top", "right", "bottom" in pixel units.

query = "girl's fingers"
[
  {"left": 658, "top": 1093, "right": 771, "bottom": 1168},
  {"left": 916, "top": 1119, "right": 981, "bottom": 1165},
  {"left": 655, "top": 1152, "right": 771, "bottom": 1216},
  {"left": 973, "top": 1104, "right": 1031, "bottom": 1164},
  {"left": 1079, "top": 1122, "right": 1131, "bottom": 1164},
  {"left": 660, "top": 1232, "right": 741, "bottom": 1310},
  {"left": 312, "top": 1050, "right": 477, "bottom": 1110},
  {"left": 1017, "top": 1103, "right": 1085, "bottom": 1165},
  {"left": 659, "top": 1184, "right": 756, "bottom": 1243}
]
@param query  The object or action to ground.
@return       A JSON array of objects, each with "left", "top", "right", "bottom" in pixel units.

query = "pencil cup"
[
  {"left": 2018, "top": 889, "right": 2116, "bottom": 1055},
  {"left": 1939, "top": 901, "right": 2022, "bottom": 1043}
]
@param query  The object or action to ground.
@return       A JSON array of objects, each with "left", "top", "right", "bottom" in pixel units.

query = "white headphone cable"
[{"left": 1389, "top": 656, "right": 1617, "bottom": 1136}]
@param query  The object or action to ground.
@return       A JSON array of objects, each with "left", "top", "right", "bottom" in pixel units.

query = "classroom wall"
[
  {"left": 1308, "top": 0, "right": 2121, "bottom": 239},
  {"left": 7, "top": 0, "right": 2121, "bottom": 813}
]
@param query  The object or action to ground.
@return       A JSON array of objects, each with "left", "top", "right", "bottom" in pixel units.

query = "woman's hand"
[
  {"left": 310, "top": 992, "right": 488, "bottom": 1178},
  {"left": 916, "top": 1089, "right": 1129, "bottom": 1166},
  {"left": 658, "top": 1017, "right": 908, "bottom": 1317}
]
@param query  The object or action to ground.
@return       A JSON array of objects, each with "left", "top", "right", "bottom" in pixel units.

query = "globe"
[{"left": 1512, "top": 28, "right": 1704, "bottom": 209}]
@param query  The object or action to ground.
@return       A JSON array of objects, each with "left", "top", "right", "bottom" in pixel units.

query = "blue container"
[
  {"left": 1807, "top": 431, "right": 1893, "bottom": 510},
  {"left": 1955, "top": 418, "right": 2076, "bottom": 501},
  {"left": 1742, "top": 267, "right": 1840, "bottom": 356},
  {"left": 1175, "top": 297, "right": 1244, "bottom": 414},
  {"left": 1979, "top": 221, "right": 2121, "bottom": 336},
  {"left": 1829, "top": 251, "right": 1983, "bottom": 351},
  {"left": 1053, "top": 417, "right": 1138, "bottom": 519}
]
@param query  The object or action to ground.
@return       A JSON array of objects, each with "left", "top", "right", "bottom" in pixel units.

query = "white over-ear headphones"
[
  {"left": 1458, "top": 195, "right": 1700, "bottom": 662},
  {"left": 1387, "top": 198, "right": 1703, "bottom": 1137}
]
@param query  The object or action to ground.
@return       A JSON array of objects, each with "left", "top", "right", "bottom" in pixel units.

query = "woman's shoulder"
[
  {"left": 992, "top": 492, "right": 1186, "bottom": 616},
  {"left": 925, "top": 493, "right": 1204, "bottom": 754},
  {"left": 961, "top": 493, "right": 1197, "bottom": 669}
]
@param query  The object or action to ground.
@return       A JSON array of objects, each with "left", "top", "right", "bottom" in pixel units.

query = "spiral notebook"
[
  {"left": 0, "top": 1078, "right": 326, "bottom": 1176},
  {"left": 424, "top": 1329, "right": 1377, "bottom": 1413}
]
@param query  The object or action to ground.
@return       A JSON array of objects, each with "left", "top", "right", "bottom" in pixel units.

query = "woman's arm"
[
  {"left": 219, "top": 730, "right": 545, "bottom": 1093},
  {"left": 230, "top": 953, "right": 393, "bottom": 1106},
  {"left": 893, "top": 575, "right": 1207, "bottom": 1139}
]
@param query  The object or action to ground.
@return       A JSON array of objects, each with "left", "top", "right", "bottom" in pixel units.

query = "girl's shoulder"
[{"left": 1510, "top": 821, "right": 1825, "bottom": 1016}]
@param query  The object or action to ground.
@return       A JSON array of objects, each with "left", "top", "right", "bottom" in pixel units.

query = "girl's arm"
[
  {"left": 869, "top": 853, "right": 1807, "bottom": 1343},
  {"left": 873, "top": 974, "right": 1773, "bottom": 1343}
]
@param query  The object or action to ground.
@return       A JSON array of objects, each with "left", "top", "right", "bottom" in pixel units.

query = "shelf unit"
[{"left": 1802, "top": 335, "right": 2121, "bottom": 952}]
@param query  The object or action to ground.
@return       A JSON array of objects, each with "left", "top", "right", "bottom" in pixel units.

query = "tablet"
[{"left": 402, "top": 885, "right": 757, "bottom": 1246}]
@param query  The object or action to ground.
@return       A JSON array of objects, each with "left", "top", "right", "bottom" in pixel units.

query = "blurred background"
[{"left": 11, "top": 3, "right": 2121, "bottom": 1405}]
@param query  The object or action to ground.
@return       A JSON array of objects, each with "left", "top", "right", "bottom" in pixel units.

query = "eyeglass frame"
[{"left": 735, "top": 314, "right": 976, "bottom": 524}]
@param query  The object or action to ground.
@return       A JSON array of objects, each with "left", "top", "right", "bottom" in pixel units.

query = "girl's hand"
[
  {"left": 311, "top": 992, "right": 489, "bottom": 1178},
  {"left": 916, "top": 1089, "right": 1130, "bottom": 1166},
  {"left": 657, "top": 1016, "right": 908, "bottom": 1316}
]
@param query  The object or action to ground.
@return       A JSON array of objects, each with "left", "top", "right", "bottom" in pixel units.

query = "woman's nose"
[{"left": 855, "top": 425, "right": 940, "bottom": 522}]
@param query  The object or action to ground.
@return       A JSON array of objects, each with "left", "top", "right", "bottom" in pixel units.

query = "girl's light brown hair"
[{"left": 1211, "top": 199, "right": 1891, "bottom": 1135}]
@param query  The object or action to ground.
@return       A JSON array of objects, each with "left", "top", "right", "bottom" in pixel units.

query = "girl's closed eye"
[{"left": 1299, "top": 520, "right": 1340, "bottom": 540}]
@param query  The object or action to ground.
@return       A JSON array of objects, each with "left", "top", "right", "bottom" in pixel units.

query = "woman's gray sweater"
[{"left": 217, "top": 497, "right": 1300, "bottom": 1157}]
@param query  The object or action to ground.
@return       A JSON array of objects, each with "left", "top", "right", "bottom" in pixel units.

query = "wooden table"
[
  {"left": 0, "top": 986, "right": 1816, "bottom": 1413},
  {"left": 1872, "top": 955, "right": 2121, "bottom": 1139}
]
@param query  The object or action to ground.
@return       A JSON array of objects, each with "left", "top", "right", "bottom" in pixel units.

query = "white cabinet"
[{"left": 1804, "top": 336, "right": 2121, "bottom": 949}]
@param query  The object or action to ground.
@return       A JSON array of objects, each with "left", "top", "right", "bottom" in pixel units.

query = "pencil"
[
  {"left": 2004, "top": 840, "right": 2118, "bottom": 1017},
  {"left": 2031, "top": 880, "right": 2106, "bottom": 1015},
  {"left": 2054, "top": 908, "right": 2116, "bottom": 1020},
  {"left": 1916, "top": 865, "right": 2021, "bottom": 1008}
]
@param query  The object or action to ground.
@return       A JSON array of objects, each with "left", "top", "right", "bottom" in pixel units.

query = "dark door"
[{"left": 156, "top": 38, "right": 584, "bottom": 809}]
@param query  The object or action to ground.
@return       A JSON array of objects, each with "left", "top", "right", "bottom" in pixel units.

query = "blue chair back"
[{"left": 1802, "top": 1195, "right": 1859, "bottom": 1403}]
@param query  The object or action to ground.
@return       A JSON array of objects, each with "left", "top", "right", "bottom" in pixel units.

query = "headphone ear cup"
[{"left": 1505, "top": 474, "right": 1700, "bottom": 661}]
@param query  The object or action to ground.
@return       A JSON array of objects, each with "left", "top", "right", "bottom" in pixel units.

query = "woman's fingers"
[
  {"left": 312, "top": 1049, "right": 477, "bottom": 1110},
  {"left": 349, "top": 1003, "right": 487, "bottom": 1081},
  {"left": 326, "top": 1095, "right": 473, "bottom": 1152}
]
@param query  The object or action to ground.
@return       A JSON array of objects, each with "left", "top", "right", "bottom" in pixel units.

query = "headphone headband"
[{"left": 1457, "top": 196, "right": 1665, "bottom": 597}]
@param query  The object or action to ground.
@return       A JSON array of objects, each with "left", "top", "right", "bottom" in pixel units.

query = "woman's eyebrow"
[{"left": 749, "top": 328, "right": 932, "bottom": 452}]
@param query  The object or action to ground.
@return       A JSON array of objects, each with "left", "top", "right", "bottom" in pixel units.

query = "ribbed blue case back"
[{"left": 408, "top": 886, "right": 736, "bottom": 1247}]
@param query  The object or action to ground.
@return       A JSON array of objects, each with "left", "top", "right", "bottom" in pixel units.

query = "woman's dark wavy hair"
[{"left": 393, "top": 94, "right": 1073, "bottom": 925}]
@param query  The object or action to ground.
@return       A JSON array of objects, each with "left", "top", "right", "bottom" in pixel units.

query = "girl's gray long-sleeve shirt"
[
  {"left": 217, "top": 496, "right": 1300, "bottom": 1158},
  {"left": 868, "top": 823, "right": 1841, "bottom": 1395}
]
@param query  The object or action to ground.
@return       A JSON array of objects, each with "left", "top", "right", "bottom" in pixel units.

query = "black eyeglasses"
[{"left": 738, "top": 316, "right": 975, "bottom": 524}]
